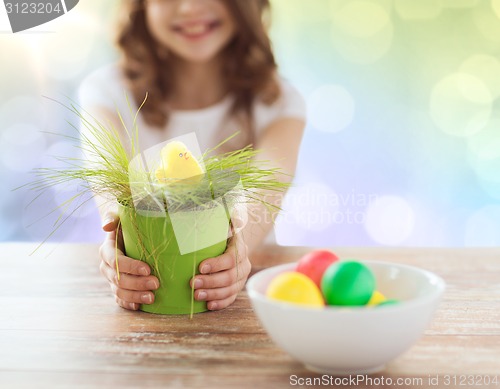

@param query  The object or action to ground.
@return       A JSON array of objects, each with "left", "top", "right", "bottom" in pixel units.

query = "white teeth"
[{"left": 182, "top": 24, "right": 209, "bottom": 35}]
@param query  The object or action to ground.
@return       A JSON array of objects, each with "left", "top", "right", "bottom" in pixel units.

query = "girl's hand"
[
  {"left": 99, "top": 213, "right": 160, "bottom": 311},
  {"left": 190, "top": 233, "right": 251, "bottom": 310}
]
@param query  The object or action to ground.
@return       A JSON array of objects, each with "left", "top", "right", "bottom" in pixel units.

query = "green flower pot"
[{"left": 118, "top": 201, "right": 229, "bottom": 315}]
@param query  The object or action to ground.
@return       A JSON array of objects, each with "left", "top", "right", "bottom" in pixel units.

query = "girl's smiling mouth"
[{"left": 172, "top": 20, "right": 222, "bottom": 40}]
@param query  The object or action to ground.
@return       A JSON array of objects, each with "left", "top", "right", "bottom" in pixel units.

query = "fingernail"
[
  {"left": 102, "top": 216, "right": 114, "bottom": 228},
  {"left": 200, "top": 264, "right": 211, "bottom": 274},
  {"left": 193, "top": 278, "right": 203, "bottom": 288},
  {"left": 197, "top": 291, "right": 207, "bottom": 300},
  {"left": 139, "top": 267, "right": 149, "bottom": 276},
  {"left": 208, "top": 302, "right": 218, "bottom": 310},
  {"left": 141, "top": 293, "right": 153, "bottom": 304},
  {"left": 146, "top": 280, "right": 158, "bottom": 290}
]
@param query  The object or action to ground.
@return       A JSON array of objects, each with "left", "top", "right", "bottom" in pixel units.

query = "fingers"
[
  {"left": 99, "top": 238, "right": 151, "bottom": 276},
  {"left": 110, "top": 283, "right": 156, "bottom": 305},
  {"left": 194, "top": 281, "right": 244, "bottom": 303},
  {"left": 99, "top": 235, "right": 158, "bottom": 311},
  {"left": 115, "top": 297, "right": 140, "bottom": 311},
  {"left": 100, "top": 258, "right": 158, "bottom": 297},
  {"left": 191, "top": 248, "right": 251, "bottom": 311},
  {"left": 100, "top": 260, "right": 159, "bottom": 291},
  {"left": 198, "top": 246, "right": 244, "bottom": 274},
  {"left": 198, "top": 261, "right": 250, "bottom": 310},
  {"left": 206, "top": 294, "right": 238, "bottom": 311},
  {"left": 191, "top": 264, "right": 246, "bottom": 290},
  {"left": 192, "top": 252, "right": 251, "bottom": 289},
  {"left": 102, "top": 211, "right": 119, "bottom": 232}
]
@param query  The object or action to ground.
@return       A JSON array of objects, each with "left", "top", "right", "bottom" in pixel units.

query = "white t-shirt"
[{"left": 78, "top": 63, "right": 306, "bottom": 152}]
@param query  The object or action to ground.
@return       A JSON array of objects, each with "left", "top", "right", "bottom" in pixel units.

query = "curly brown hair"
[{"left": 116, "top": 0, "right": 280, "bottom": 148}]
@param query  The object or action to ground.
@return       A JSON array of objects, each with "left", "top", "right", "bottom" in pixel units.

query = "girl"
[{"left": 79, "top": 0, "right": 305, "bottom": 311}]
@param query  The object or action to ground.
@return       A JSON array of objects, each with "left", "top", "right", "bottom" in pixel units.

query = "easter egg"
[
  {"left": 296, "top": 250, "right": 339, "bottom": 288},
  {"left": 367, "top": 290, "right": 386, "bottom": 306},
  {"left": 321, "top": 261, "right": 375, "bottom": 306},
  {"left": 266, "top": 272, "right": 324, "bottom": 307}
]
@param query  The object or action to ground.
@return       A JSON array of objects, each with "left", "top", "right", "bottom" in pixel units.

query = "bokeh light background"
[{"left": 1, "top": 0, "right": 499, "bottom": 247}]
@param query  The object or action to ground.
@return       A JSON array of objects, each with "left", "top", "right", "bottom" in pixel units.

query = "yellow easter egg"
[
  {"left": 266, "top": 271, "right": 324, "bottom": 307},
  {"left": 368, "top": 290, "right": 387, "bottom": 306}
]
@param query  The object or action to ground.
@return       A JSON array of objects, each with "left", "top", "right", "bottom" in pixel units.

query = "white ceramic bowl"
[{"left": 247, "top": 261, "right": 445, "bottom": 375}]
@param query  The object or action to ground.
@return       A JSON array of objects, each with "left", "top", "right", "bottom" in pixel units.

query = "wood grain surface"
[{"left": 0, "top": 243, "right": 499, "bottom": 388}]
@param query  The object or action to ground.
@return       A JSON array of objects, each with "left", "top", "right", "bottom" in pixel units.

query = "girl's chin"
[{"left": 170, "top": 49, "right": 223, "bottom": 64}]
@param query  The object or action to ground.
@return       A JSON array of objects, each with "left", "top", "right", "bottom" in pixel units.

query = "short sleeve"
[
  {"left": 77, "top": 64, "right": 130, "bottom": 112},
  {"left": 253, "top": 77, "right": 306, "bottom": 135},
  {"left": 77, "top": 64, "right": 135, "bottom": 168}
]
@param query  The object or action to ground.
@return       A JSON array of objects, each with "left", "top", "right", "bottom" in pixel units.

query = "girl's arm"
[
  {"left": 191, "top": 117, "right": 305, "bottom": 309},
  {"left": 245, "top": 117, "right": 306, "bottom": 261}
]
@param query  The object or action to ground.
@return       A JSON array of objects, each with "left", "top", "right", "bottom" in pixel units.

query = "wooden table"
[{"left": 0, "top": 244, "right": 499, "bottom": 388}]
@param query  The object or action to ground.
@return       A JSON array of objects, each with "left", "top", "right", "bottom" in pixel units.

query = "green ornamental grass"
[{"left": 22, "top": 97, "right": 291, "bottom": 317}]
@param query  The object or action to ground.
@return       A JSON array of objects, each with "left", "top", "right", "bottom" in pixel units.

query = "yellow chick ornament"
[{"left": 155, "top": 141, "right": 204, "bottom": 184}]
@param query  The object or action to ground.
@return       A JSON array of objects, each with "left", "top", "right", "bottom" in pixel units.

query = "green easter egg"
[{"left": 321, "top": 261, "right": 375, "bottom": 306}]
